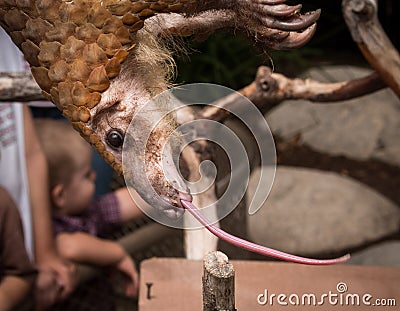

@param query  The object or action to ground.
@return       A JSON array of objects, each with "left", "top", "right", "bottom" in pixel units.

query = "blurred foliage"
[
  {"left": 174, "top": 0, "right": 398, "bottom": 90},
  {"left": 175, "top": 33, "right": 263, "bottom": 90},
  {"left": 175, "top": 33, "right": 324, "bottom": 90}
]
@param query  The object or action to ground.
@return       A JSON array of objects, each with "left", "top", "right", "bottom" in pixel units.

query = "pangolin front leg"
[{"left": 154, "top": 7, "right": 319, "bottom": 50}]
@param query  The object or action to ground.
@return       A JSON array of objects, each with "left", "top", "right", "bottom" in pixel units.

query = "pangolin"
[{"left": 0, "top": 0, "right": 320, "bottom": 216}]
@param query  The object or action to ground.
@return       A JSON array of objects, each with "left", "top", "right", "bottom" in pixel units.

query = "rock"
[
  {"left": 246, "top": 166, "right": 400, "bottom": 256},
  {"left": 266, "top": 66, "right": 400, "bottom": 167},
  {"left": 346, "top": 241, "right": 400, "bottom": 266}
]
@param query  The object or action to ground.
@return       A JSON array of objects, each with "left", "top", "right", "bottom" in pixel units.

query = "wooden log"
[
  {"left": 0, "top": 72, "right": 45, "bottom": 102},
  {"left": 203, "top": 251, "right": 236, "bottom": 311}
]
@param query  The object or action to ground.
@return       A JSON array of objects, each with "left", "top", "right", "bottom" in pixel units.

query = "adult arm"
[
  {"left": 0, "top": 276, "right": 31, "bottom": 311},
  {"left": 0, "top": 187, "right": 35, "bottom": 311},
  {"left": 22, "top": 105, "right": 76, "bottom": 303}
]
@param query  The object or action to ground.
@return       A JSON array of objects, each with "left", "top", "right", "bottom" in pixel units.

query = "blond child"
[{"left": 34, "top": 118, "right": 146, "bottom": 298}]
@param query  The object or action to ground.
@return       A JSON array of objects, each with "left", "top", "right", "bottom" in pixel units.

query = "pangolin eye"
[{"left": 106, "top": 130, "right": 124, "bottom": 149}]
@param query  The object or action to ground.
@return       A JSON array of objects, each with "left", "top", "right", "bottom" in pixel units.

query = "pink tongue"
[{"left": 181, "top": 200, "right": 350, "bottom": 265}]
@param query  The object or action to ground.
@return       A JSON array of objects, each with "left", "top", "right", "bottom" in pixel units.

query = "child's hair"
[{"left": 34, "top": 118, "right": 92, "bottom": 187}]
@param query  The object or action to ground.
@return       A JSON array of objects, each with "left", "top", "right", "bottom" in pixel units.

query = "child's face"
[{"left": 62, "top": 149, "right": 96, "bottom": 216}]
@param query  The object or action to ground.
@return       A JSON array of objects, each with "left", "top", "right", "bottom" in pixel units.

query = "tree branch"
[
  {"left": 199, "top": 66, "right": 387, "bottom": 122},
  {"left": 342, "top": 0, "right": 400, "bottom": 97},
  {"left": 1, "top": 66, "right": 387, "bottom": 124}
]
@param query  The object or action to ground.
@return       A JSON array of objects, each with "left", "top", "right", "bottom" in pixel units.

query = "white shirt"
[{"left": 0, "top": 28, "right": 34, "bottom": 258}]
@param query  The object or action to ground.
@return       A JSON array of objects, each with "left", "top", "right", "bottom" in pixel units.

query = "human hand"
[
  {"left": 34, "top": 268, "right": 59, "bottom": 311},
  {"left": 115, "top": 254, "right": 139, "bottom": 298},
  {"left": 35, "top": 255, "right": 77, "bottom": 310},
  {"left": 46, "top": 256, "right": 77, "bottom": 300}
]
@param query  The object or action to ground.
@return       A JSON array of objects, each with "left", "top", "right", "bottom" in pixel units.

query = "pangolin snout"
[
  {"left": 178, "top": 191, "right": 192, "bottom": 203},
  {"left": 157, "top": 190, "right": 191, "bottom": 219}
]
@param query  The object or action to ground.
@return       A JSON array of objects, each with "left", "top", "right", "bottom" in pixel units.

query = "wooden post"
[
  {"left": 182, "top": 145, "right": 219, "bottom": 260},
  {"left": 203, "top": 251, "right": 236, "bottom": 311}
]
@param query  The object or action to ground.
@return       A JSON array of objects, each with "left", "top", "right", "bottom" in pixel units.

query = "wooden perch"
[
  {"left": 203, "top": 251, "right": 236, "bottom": 311},
  {"left": 0, "top": 72, "right": 45, "bottom": 102},
  {"left": 200, "top": 66, "right": 386, "bottom": 122},
  {"left": 343, "top": 0, "right": 400, "bottom": 97}
]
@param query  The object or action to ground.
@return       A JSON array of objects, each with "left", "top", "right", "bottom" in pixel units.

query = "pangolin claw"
[
  {"left": 259, "top": 4, "right": 302, "bottom": 17},
  {"left": 269, "top": 24, "right": 317, "bottom": 49},
  {"left": 285, "top": 24, "right": 317, "bottom": 47},
  {"left": 259, "top": 9, "right": 321, "bottom": 32},
  {"left": 256, "top": 0, "right": 287, "bottom": 5}
]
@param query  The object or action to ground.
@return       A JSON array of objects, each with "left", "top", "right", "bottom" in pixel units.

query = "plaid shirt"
[{"left": 53, "top": 192, "right": 121, "bottom": 238}]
